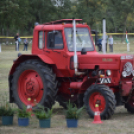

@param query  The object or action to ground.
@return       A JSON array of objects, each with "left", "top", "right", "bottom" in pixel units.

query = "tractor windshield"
[{"left": 64, "top": 28, "right": 94, "bottom": 51}]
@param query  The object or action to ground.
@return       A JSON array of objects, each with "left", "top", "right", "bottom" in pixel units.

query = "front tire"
[
  {"left": 11, "top": 59, "right": 58, "bottom": 109},
  {"left": 83, "top": 84, "right": 116, "bottom": 119},
  {"left": 124, "top": 92, "right": 134, "bottom": 113}
]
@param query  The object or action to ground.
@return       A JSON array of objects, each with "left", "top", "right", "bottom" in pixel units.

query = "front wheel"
[
  {"left": 83, "top": 84, "right": 116, "bottom": 120},
  {"left": 124, "top": 91, "right": 134, "bottom": 113},
  {"left": 11, "top": 59, "right": 58, "bottom": 109}
]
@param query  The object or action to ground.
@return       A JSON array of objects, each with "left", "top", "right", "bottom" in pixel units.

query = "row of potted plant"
[
  {"left": 0, "top": 101, "right": 84, "bottom": 128},
  {"left": 0, "top": 103, "right": 30, "bottom": 126}
]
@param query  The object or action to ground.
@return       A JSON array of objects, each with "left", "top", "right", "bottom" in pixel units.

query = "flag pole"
[{"left": 126, "top": 31, "right": 130, "bottom": 52}]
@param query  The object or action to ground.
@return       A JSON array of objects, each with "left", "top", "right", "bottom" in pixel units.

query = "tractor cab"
[{"left": 32, "top": 19, "right": 96, "bottom": 55}]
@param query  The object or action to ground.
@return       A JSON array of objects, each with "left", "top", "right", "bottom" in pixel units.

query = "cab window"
[
  {"left": 47, "top": 31, "right": 63, "bottom": 49},
  {"left": 38, "top": 31, "right": 45, "bottom": 49},
  {"left": 64, "top": 28, "right": 94, "bottom": 51}
]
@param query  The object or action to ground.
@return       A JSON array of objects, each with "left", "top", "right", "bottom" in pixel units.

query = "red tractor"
[{"left": 9, "top": 19, "right": 134, "bottom": 119}]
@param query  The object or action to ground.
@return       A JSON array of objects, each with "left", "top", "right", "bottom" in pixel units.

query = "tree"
[
  {"left": 104, "top": 0, "right": 134, "bottom": 32},
  {"left": 55, "top": 0, "right": 74, "bottom": 19},
  {"left": 74, "top": 0, "right": 104, "bottom": 31},
  {"left": 0, "top": 0, "right": 30, "bottom": 35}
]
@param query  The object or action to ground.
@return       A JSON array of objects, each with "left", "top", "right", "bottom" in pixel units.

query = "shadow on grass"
[
  {"left": 53, "top": 108, "right": 64, "bottom": 115},
  {"left": 52, "top": 107, "right": 90, "bottom": 120},
  {"left": 112, "top": 111, "right": 134, "bottom": 120}
]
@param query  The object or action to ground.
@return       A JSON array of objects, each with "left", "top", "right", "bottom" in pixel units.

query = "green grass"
[{"left": 0, "top": 44, "right": 134, "bottom": 134}]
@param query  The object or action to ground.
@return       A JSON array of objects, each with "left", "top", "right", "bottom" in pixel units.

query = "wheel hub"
[
  {"left": 89, "top": 92, "right": 106, "bottom": 112},
  {"left": 94, "top": 95, "right": 102, "bottom": 105},
  {"left": 94, "top": 94, "right": 105, "bottom": 111},
  {"left": 25, "top": 78, "right": 39, "bottom": 97}
]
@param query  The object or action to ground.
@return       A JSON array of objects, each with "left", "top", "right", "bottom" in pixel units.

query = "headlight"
[
  {"left": 106, "top": 70, "right": 111, "bottom": 76},
  {"left": 123, "top": 62, "right": 133, "bottom": 76},
  {"left": 132, "top": 70, "right": 134, "bottom": 76},
  {"left": 122, "top": 71, "right": 127, "bottom": 77}
]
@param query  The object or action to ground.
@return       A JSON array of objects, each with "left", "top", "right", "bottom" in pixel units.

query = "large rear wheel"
[
  {"left": 11, "top": 59, "right": 58, "bottom": 109},
  {"left": 83, "top": 84, "right": 116, "bottom": 119}
]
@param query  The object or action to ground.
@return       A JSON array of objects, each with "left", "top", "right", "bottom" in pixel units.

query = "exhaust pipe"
[
  {"left": 73, "top": 19, "right": 85, "bottom": 75},
  {"left": 102, "top": 18, "right": 106, "bottom": 54}
]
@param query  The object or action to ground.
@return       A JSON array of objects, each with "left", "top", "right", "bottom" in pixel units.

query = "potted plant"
[
  {"left": 1, "top": 103, "right": 15, "bottom": 125},
  {"left": 17, "top": 106, "right": 31, "bottom": 127},
  {"left": 0, "top": 106, "right": 4, "bottom": 117},
  {"left": 34, "top": 105, "right": 52, "bottom": 128},
  {"left": 65, "top": 101, "right": 84, "bottom": 128}
]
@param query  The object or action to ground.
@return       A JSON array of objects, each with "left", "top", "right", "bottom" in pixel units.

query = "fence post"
[
  {"left": 102, "top": 19, "right": 106, "bottom": 54},
  {"left": 0, "top": 44, "right": 1, "bottom": 52}
]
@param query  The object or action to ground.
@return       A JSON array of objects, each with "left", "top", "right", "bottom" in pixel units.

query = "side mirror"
[{"left": 81, "top": 48, "right": 87, "bottom": 55}]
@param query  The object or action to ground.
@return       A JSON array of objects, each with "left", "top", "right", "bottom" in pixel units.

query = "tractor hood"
[{"left": 78, "top": 53, "right": 133, "bottom": 70}]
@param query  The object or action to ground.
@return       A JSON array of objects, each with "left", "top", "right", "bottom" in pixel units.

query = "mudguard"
[{"left": 9, "top": 54, "right": 54, "bottom": 75}]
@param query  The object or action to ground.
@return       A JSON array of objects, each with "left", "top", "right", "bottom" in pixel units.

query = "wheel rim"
[
  {"left": 18, "top": 70, "right": 44, "bottom": 106},
  {"left": 89, "top": 92, "right": 106, "bottom": 112}
]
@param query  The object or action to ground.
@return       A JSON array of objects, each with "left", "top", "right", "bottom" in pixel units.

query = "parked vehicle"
[{"left": 8, "top": 19, "right": 134, "bottom": 119}]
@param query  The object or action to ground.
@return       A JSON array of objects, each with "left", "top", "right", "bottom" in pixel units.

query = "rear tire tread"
[{"left": 11, "top": 59, "right": 58, "bottom": 109}]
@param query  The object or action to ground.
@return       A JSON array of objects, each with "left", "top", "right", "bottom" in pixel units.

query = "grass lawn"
[{"left": 0, "top": 43, "right": 134, "bottom": 134}]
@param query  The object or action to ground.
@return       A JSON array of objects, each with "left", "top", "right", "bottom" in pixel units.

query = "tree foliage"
[{"left": 0, "top": 0, "right": 134, "bottom": 36}]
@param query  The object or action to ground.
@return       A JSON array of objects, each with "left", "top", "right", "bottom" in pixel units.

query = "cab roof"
[
  {"left": 44, "top": 19, "right": 82, "bottom": 25},
  {"left": 34, "top": 19, "right": 90, "bottom": 31}
]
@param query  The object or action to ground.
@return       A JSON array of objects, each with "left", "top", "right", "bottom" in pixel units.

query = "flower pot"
[
  {"left": 2, "top": 116, "right": 13, "bottom": 125},
  {"left": 39, "top": 118, "right": 51, "bottom": 128},
  {"left": 66, "top": 119, "right": 78, "bottom": 128},
  {"left": 18, "top": 118, "right": 29, "bottom": 126}
]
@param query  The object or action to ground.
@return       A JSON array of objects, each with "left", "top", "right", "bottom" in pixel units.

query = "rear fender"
[{"left": 9, "top": 54, "right": 55, "bottom": 75}]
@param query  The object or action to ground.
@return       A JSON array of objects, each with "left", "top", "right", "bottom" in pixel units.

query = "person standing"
[
  {"left": 14, "top": 33, "right": 19, "bottom": 51},
  {"left": 23, "top": 38, "right": 28, "bottom": 51},
  {"left": 97, "top": 38, "right": 102, "bottom": 51},
  {"left": 108, "top": 35, "right": 113, "bottom": 52},
  {"left": 18, "top": 36, "right": 21, "bottom": 50}
]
